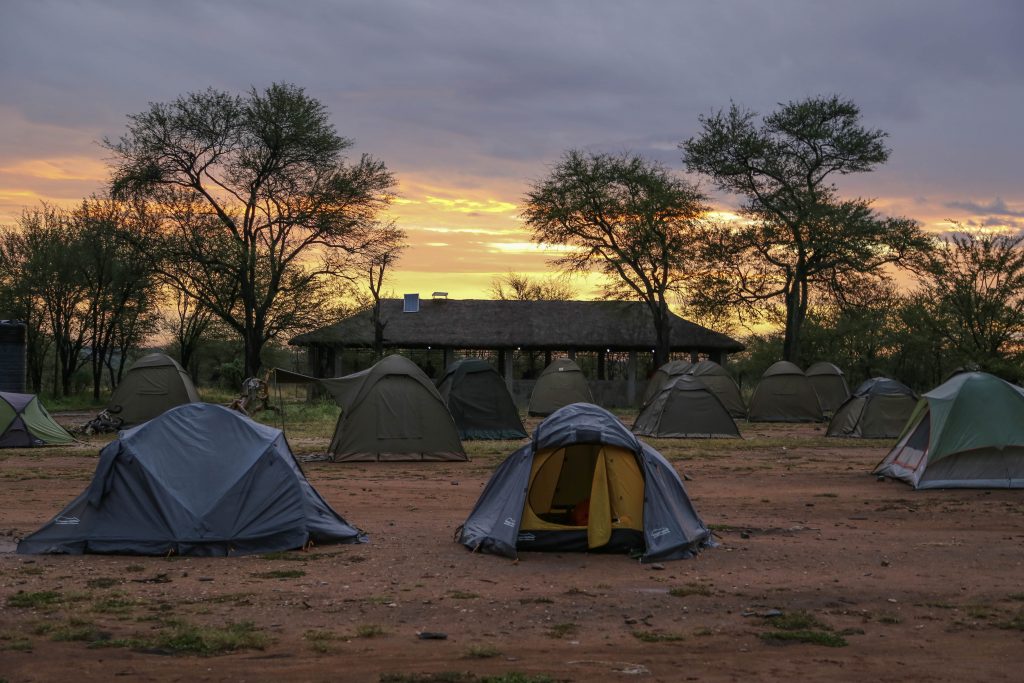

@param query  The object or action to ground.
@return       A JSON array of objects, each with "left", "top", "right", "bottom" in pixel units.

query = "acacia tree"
[
  {"left": 913, "top": 229, "right": 1024, "bottom": 379},
  {"left": 108, "top": 83, "right": 395, "bottom": 376},
  {"left": 354, "top": 222, "right": 406, "bottom": 360},
  {"left": 73, "top": 197, "right": 161, "bottom": 398},
  {"left": 682, "top": 95, "right": 930, "bottom": 361},
  {"left": 522, "top": 150, "right": 708, "bottom": 367}
]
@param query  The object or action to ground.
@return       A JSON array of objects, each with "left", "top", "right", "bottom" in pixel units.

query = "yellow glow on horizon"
[
  {"left": 486, "top": 241, "right": 580, "bottom": 254},
  {"left": 0, "top": 157, "right": 107, "bottom": 182},
  {"left": 423, "top": 195, "right": 517, "bottom": 214}
]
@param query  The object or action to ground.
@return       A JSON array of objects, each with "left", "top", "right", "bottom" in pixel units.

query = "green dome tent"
[
  {"left": 687, "top": 360, "right": 746, "bottom": 418},
  {"left": 0, "top": 392, "right": 73, "bottom": 447},
  {"left": 873, "top": 372, "right": 1024, "bottom": 488},
  {"left": 457, "top": 403, "right": 712, "bottom": 562},
  {"left": 18, "top": 403, "right": 365, "bottom": 556},
  {"left": 436, "top": 359, "right": 526, "bottom": 440},
  {"left": 633, "top": 375, "right": 740, "bottom": 438},
  {"left": 806, "top": 362, "right": 850, "bottom": 413},
  {"left": 640, "top": 360, "right": 692, "bottom": 407},
  {"left": 747, "top": 361, "right": 823, "bottom": 422},
  {"left": 527, "top": 358, "right": 593, "bottom": 417},
  {"left": 322, "top": 355, "right": 466, "bottom": 462},
  {"left": 827, "top": 378, "right": 917, "bottom": 439},
  {"left": 107, "top": 353, "right": 200, "bottom": 427}
]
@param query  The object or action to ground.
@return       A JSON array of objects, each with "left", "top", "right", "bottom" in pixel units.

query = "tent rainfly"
[
  {"left": 528, "top": 358, "right": 594, "bottom": 417},
  {"left": 747, "top": 361, "right": 823, "bottom": 422},
  {"left": 633, "top": 375, "right": 740, "bottom": 438},
  {"left": 457, "top": 402, "right": 713, "bottom": 562},
  {"left": 686, "top": 360, "right": 746, "bottom": 418},
  {"left": 806, "top": 362, "right": 851, "bottom": 413},
  {"left": 106, "top": 353, "right": 200, "bottom": 427},
  {"left": 640, "top": 360, "right": 692, "bottom": 407},
  {"left": 18, "top": 403, "right": 365, "bottom": 555},
  {"left": 827, "top": 378, "right": 918, "bottom": 439},
  {"left": 436, "top": 359, "right": 527, "bottom": 440},
  {"left": 0, "top": 392, "right": 73, "bottom": 447},
  {"left": 322, "top": 355, "right": 466, "bottom": 462},
  {"left": 873, "top": 372, "right": 1024, "bottom": 488}
]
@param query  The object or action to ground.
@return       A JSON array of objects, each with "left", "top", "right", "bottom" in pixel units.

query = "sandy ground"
[{"left": 1, "top": 415, "right": 1023, "bottom": 682}]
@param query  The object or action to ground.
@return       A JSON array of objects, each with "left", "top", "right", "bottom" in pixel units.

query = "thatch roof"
[{"left": 290, "top": 299, "right": 743, "bottom": 353}]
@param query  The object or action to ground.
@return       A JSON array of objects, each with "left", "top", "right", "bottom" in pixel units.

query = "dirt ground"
[{"left": 1, "top": 414, "right": 1023, "bottom": 682}]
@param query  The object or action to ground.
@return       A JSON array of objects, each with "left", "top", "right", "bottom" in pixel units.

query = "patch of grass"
[
  {"left": 1008, "top": 593, "right": 1024, "bottom": 602},
  {"left": 546, "top": 622, "right": 578, "bottom": 639},
  {"left": 125, "top": 564, "right": 145, "bottom": 572},
  {"left": 304, "top": 629, "right": 342, "bottom": 653},
  {"left": 365, "top": 595, "right": 394, "bottom": 605},
  {"left": 355, "top": 624, "right": 386, "bottom": 638},
  {"left": 814, "top": 493, "right": 839, "bottom": 498},
  {"left": 0, "top": 630, "right": 32, "bottom": 652},
  {"left": 105, "top": 620, "right": 269, "bottom": 656},
  {"left": 999, "top": 611, "right": 1024, "bottom": 631},
  {"left": 759, "top": 610, "right": 847, "bottom": 647},
  {"left": 518, "top": 596, "right": 554, "bottom": 604},
  {"left": 86, "top": 577, "right": 120, "bottom": 589},
  {"left": 632, "top": 630, "right": 684, "bottom": 642},
  {"left": 877, "top": 614, "right": 901, "bottom": 624},
  {"left": 465, "top": 644, "right": 502, "bottom": 659},
  {"left": 447, "top": 590, "right": 480, "bottom": 600},
  {"left": 251, "top": 569, "right": 306, "bottom": 579},
  {"left": 19, "top": 566, "right": 44, "bottom": 576},
  {"left": 50, "top": 618, "right": 106, "bottom": 643},
  {"left": 205, "top": 592, "right": 255, "bottom": 605},
  {"left": 692, "top": 627, "right": 714, "bottom": 636},
  {"left": 669, "top": 582, "right": 712, "bottom": 598},
  {"left": 7, "top": 590, "right": 63, "bottom": 609},
  {"left": 759, "top": 630, "right": 848, "bottom": 647},
  {"left": 92, "top": 594, "right": 139, "bottom": 614}
]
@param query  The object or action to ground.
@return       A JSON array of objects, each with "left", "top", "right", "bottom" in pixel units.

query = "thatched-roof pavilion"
[{"left": 290, "top": 298, "right": 743, "bottom": 406}]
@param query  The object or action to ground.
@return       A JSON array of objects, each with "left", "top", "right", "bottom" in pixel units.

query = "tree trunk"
[
  {"left": 243, "top": 332, "right": 264, "bottom": 378},
  {"left": 782, "top": 278, "right": 809, "bottom": 362},
  {"left": 651, "top": 299, "right": 672, "bottom": 368}
]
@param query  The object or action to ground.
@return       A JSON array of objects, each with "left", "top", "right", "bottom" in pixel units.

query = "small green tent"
[
  {"left": 827, "top": 378, "right": 917, "bottom": 439},
  {"left": 437, "top": 359, "right": 526, "bottom": 440},
  {"left": 323, "top": 355, "right": 466, "bottom": 462},
  {"left": 687, "top": 360, "right": 746, "bottom": 418},
  {"left": 528, "top": 358, "right": 593, "bottom": 417},
  {"left": 806, "top": 362, "right": 850, "bottom": 413},
  {"left": 747, "top": 361, "right": 823, "bottom": 422},
  {"left": 0, "top": 392, "right": 73, "bottom": 447},
  {"left": 107, "top": 354, "right": 200, "bottom": 427},
  {"left": 873, "top": 372, "right": 1024, "bottom": 488},
  {"left": 633, "top": 376, "right": 740, "bottom": 438},
  {"left": 641, "top": 360, "right": 692, "bottom": 407}
]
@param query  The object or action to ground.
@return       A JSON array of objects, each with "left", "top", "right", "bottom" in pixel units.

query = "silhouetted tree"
[
  {"left": 489, "top": 271, "right": 578, "bottom": 301},
  {"left": 108, "top": 83, "right": 395, "bottom": 376},
  {"left": 523, "top": 150, "right": 707, "bottom": 367},
  {"left": 682, "top": 95, "right": 930, "bottom": 361}
]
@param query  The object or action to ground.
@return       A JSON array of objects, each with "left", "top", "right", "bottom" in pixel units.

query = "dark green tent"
[
  {"left": 806, "top": 362, "right": 850, "bottom": 413},
  {"left": 437, "top": 359, "right": 526, "bottom": 440},
  {"left": 687, "top": 360, "right": 746, "bottom": 418},
  {"left": 0, "top": 392, "right": 73, "bottom": 447},
  {"left": 107, "top": 354, "right": 200, "bottom": 427},
  {"left": 640, "top": 360, "right": 692, "bottom": 407},
  {"left": 633, "top": 375, "right": 740, "bottom": 438},
  {"left": 747, "top": 361, "right": 823, "bottom": 422},
  {"left": 528, "top": 358, "right": 593, "bottom": 417},
  {"left": 874, "top": 372, "right": 1024, "bottom": 488},
  {"left": 827, "top": 378, "right": 917, "bottom": 438},
  {"left": 322, "top": 355, "right": 467, "bottom": 462}
]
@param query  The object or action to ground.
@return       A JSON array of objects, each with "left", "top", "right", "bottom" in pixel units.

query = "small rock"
[
  {"left": 624, "top": 617, "right": 638, "bottom": 625},
  {"left": 451, "top": 481, "right": 459, "bottom": 486},
  {"left": 198, "top": 577, "right": 214, "bottom": 582},
  {"left": 881, "top": 559, "right": 890, "bottom": 567},
  {"left": 740, "top": 531, "right": 751, "bottom": 539},
  {"left": 761, "top": 609, "right": 783, "bottom": 618},
  {"left": 650, "top": 563, "right": 665, "bottom": 571},
  {"left": 887, "top": 598, "right": 897, "bottom": 603}
]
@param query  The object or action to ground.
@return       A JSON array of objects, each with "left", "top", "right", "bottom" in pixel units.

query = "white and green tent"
[
  {"left": 874, "top": 372, "right": 1024, "bottom": 488},
  {"left": 0, "top": 392, "right": 73, "bottom": 447}
]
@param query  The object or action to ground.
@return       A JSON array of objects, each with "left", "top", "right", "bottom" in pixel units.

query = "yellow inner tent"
[{"left": 521, "top": 444, "right": 645, "bottom": 549}]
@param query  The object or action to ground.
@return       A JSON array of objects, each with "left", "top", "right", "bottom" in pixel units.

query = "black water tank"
[{"left": 0, "top": 321, "right": 27, "bottom": 393}]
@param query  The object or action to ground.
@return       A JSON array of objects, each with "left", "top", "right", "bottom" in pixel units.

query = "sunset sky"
[{"left": 2, "top": 1, "right": 1023, "bottom": 301}]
